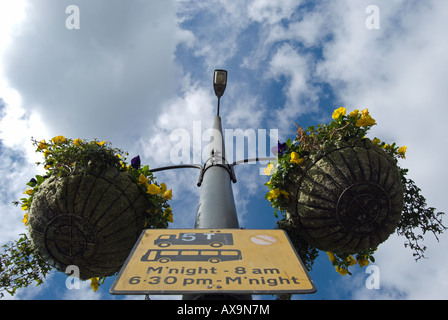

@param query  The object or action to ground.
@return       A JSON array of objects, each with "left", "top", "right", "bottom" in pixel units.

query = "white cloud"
[
  {"left": 136, "top": 77, "right": 216, "bottom": 228},
  {"left": 0, "top": 0, "right": 27, "bottom": 55},
  {"left": 265, "top": 9, "right": 330, "bottom": 48},
  {"left": 1, "top": 0, "right": 188, "bottom": 146},
  {"left": 267, "top": 43, "right": 319, "bottom": 129},
  {"left": 247, "top": 0, "right": 302, "bottom": 24},
  {"left": 226, "top": 95, "right": 265, "bottom": 130},
  {"left": 0, "top": 109, "right": 46, "bottom": 245},
  {"left": 349, "top": 232, "right": 448, "bottom": 300},
  {"left": 62, "top": 279, "right": 105, "bottom": 300},
  {"left": 0, "top": 95, "right": 49, "bottom": 160},
  {"left": 139, "top": 76, "right": 215, "bottom": 167},
  {"left": 176, "top": 0, "right": 252, "bottom": 68},
  {"left": 316, "top": 0, "right": 448, "bottom": 205}
]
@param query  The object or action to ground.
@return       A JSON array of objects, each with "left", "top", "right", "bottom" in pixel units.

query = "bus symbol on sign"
[
  {"left": 140, "top": 249, "right": 242, "bottom": 263},
  {"left": 154, "top": 232, "right": 234, "bottom": 247}
]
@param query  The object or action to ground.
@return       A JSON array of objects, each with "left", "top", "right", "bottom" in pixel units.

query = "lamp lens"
[{"left": 214, "top": 71, "right": 226, "bottom": 85}]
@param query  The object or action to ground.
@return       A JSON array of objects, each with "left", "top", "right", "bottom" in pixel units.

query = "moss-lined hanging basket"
[
  {"left": 283, "top": 138, "right": 403, "bottom": 254},
  {"left": 1, "top": 137, "right": 174, "bottom": 297},
  {"left": 265, "top": 107, "right": 446, "bottom": 275},
  {"left": 28, "top": 166, "right": 148, "bottom": 280}
]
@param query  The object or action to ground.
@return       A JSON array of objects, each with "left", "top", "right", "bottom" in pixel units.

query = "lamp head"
[{"left": 213, "top": 69, "right": 227, "bottom": 98}]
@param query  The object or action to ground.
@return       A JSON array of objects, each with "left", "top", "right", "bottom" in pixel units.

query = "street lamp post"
[
  {"left": 194, "top": 70, "right": 239, "bottom": 230},
  {"left": 194, "top": 115, "right": 239, "bottom": 229},
  {"left": 184, "top": 70, "right": 250, "bottom": 300},
  {"left": 149, "top": 69, "right": 275, "bottom": 300}
]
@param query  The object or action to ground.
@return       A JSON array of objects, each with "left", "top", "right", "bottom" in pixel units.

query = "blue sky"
[{"left": 1, "top": 0, "right": 448, "bottom": 300}]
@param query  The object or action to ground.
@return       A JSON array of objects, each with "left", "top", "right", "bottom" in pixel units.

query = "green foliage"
[
  {"left": 277, "top": 219, "right": 319, "bottom": 272},
  {"left": 397, "top": 168, "right": 447, "bottom": 261},
  {"left": 0, "top": 233, "right": 52, "bottom": 298},
  {"left": 34, "top": 136, "right": 124, "bottom": 178}
]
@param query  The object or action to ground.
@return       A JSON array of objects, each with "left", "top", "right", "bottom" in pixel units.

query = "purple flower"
[
  {"left": 131, "top": 155, "right": 141, "bottom": 169},
  {"left": 271, "top": 141, "right": 287, "bottom": 156},
  {"left": 278, "top": 141, "right": 287, "bottom": 156}
]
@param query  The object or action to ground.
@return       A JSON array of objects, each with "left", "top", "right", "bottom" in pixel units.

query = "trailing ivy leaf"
[
  {"left": 0, "top": 234, "right": 52, "bottom": 298},
  {"left": 26, "top": 178, "right": 37, "bottom": 187},
  {"left": 396, "top": 169, "right": 447, "bottom": 261},
  {"left": 35, "top": 175, "right": 44, "bottom": 185}
]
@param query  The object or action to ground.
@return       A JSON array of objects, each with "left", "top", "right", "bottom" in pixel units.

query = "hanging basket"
[
  {"left": 28, "top": 166, "right": 148, "bottom": 280},
  {"left": 283, "top": 138, "right": 403, "bottom": 254}
]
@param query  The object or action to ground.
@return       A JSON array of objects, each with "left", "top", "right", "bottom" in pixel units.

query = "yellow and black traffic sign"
[{"left": 110, "top": 229, "right": 316, "bottom": 295}]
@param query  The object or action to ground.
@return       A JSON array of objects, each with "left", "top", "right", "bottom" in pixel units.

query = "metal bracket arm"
[{"left": 148, "top": 157, "right": 276, "bottom": 187}]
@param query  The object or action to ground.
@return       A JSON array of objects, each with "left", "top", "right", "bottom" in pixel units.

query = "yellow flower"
[
  {"left": 398, "top": 146, "right": 407, "bottom": 159},
  {"left": 358, "top": 258, "right": 370, "bottom": 268},
  {"left": 160, "top": 183, "right": 167, "bottom": 194},
  {"left": 280, "top": 190, "right": 289, "bottom": 200},
  {"left": 372, "top": 137, "right": 381, "bottom": 145},
  {"left": 332, "top": 107, "right": 346, "bottom": 120},
  {"left": 361, "top": 108, "right": 370, "bottom": 117},
  {"left": 354, "top": 108, "right": 376, "bottom": 127},
  {"left": 163, "top": 189, "right": 173, "bottom": 200},
  {"left": 327, "top": 252, "right": 336, "bottom": 264},
  {"left": 95, "top": 140, "right": 106, "bottom": 146},
  {"left": 43, "top": 149, "right": 51, "bottom": 158},
  {"left": 267, "top": 189, "right": 281, "bottom": 201},
  {"left": 137, "top": 174, "right": 149, "bottom": 185},
  {"left": 349, "top": 109, "right": 359, "bottom": 117},
  {"left": 37, "top": 140, "right": 47, "bottom": 150},
  {"left": 365, "top": 115, "right": 376, "bottom": 126},
  {"left": 73, "top": 138, "right": 83, "bottom": 147},
  {"left": 164, "top": 207, "right": 173, "bottom": 223},
  {"left": 90, "top": 277, "right": 100, "bottom": 292},
  {"left": 147, "top": 184, "right": 162, "bottom": 195},
  {"left": 335, "top": 266, "right": 349, "bottom": 276},
  {"left": 290, "top": 152, "right": 304, "bottom": 165},
  {"left": 356, "top": 114, "right": 376, "bottom": 127},
  {"left": 264, "top": 163, "right": 275, "bottom": 176},
  {"left": 23, "top": 188, "right": 34, "bottom": 195},
  {"left": 267, "top": 189, "right": 289, "bottom": 201},
  {"left": 51, "top": 135, "right": 66, "bottom": 144},
  {"left": 22, "top": 212, "right": 29, "bottom": 226},
  {"left": 347, "top": 255, "right": 357, "bottom": 267}
]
